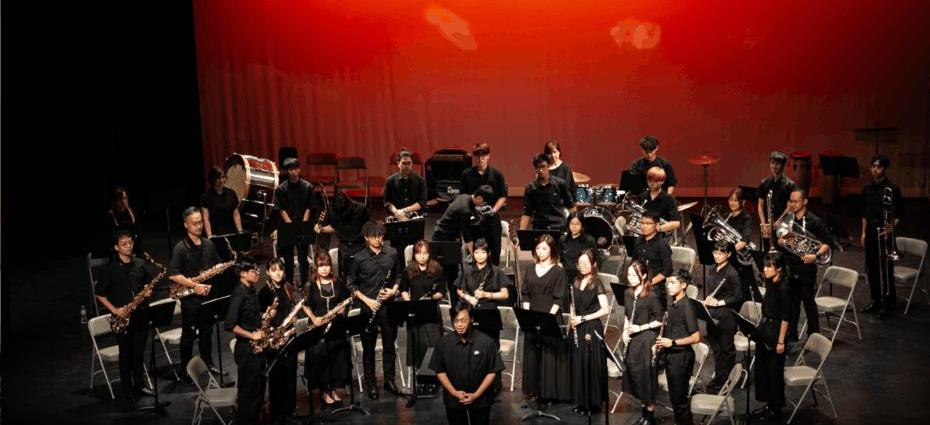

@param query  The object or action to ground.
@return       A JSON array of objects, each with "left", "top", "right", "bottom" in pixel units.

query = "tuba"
[
  {"left": 772, "top": 210, "right": 832, "bottom": 266},
  {"left": 702, "top": 206, "right": 756, "bottom": 266}
]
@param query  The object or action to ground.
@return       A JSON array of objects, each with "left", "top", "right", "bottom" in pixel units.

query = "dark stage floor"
[{"left": 4, "top": 197, "right": 930, "bottom": 424}]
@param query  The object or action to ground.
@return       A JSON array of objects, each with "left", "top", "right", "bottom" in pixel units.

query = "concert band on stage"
[{"left": 98, "top": 139, "right": 907, "bottom": 424}]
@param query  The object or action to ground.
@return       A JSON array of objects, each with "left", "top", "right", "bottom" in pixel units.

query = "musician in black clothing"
[
  {"left": 632, "top": 212, "right": 674, "bottom": 305},
  {"left": 560, "top": 212, "right": 598, "bottom": 283},
  {"left": 169, "top": 207, "right": 222, "bottom": 376},
  {"left": 316, "top": 191, "right": 370, "bottom": 281},
  {"left": 860, "top": 154, "right": 903, "bottom": 317},
  {"left": 432, "top": 186, "right": 496, "bottom": 303},
  {"left": 104, "top": 187, "right": 144, "bottom": 256},
  {"left": 258, "top": 258, "right": 299, "bottom": 423},
  {"left": 638, "top": 166, "right": 681, "bottom": 233},
  {"left": 346, "top": 220, "right": 404, "bottom": 400},
  {"left": 431, "top": 302, "right": 505, "bottom": 425},
  {"left": 544, "top": 140, "right": 578, "bottom": 201},
  {"left": 225, "top": 256, "right": 265, "bottom": 425},
  {"left": 725, "top": 187, "right": 761, "bottom": 303},
  {"left": 521, "top": 153, "right": 575, "bottom": 232},
  {"left": 567, "top": 249, "right": 611, "bottom": 415},
  {"left": 629, "top": 135, "right": 678, "bottom": 194},
  {"left": 460, "top": 142, "right": 508, "bottom": 265},
  {"left": 400, "top": 240, "right": 445, "bottom": 372},
  {"left": 274, "top": 157, "right": 321, "bottom": 283},
  {"left": 302, "top": 251, "right": 352, "bottom": 408},
  {"left": 454, "top": 238, "right": 512, "bottom": 342},
  {"left": 200, "top": 166, "right": 242, "bottom": 238},
  {"left": 95, "top": 230, "right": 157, "bottom": 405},
  {"left": 655, "top": 270, "right": 702, "bottom": 425},
  {"left": 622, "top": 260, "right": 664, "bottom": 425},
  {"left": 753, "top": 252, "right": 792, "bottom": 421},
  {"left": 777, "top": 189, "right": 830, "bottom": 343},
  {"left": 384, "top": 149, "right": 428, "bottom": 265},
  {"left": 703, "top": 241, "right": 742, "bottom": 393},
  {"left": 757, "top": 151, "right": 796, "bottom": 252}
]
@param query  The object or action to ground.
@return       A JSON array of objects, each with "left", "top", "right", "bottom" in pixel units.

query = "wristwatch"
[{"left": 671, "top": 339, "right": 677, "bottom": 347}]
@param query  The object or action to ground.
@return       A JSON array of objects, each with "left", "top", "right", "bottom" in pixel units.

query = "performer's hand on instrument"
[
  {"left": 622, "top": 331, "right": 631, "bottom": 346},
  {"left": 735, "top": 241, "right": 747, "bottom": 252},
  {"left": 761, "top": 223, "right": 771, "bottom": 238},
  {"left": 704, "top": 296, "right": 718, "bottom": 307},
  {"left": 114, "top": 306, "right": 129, "bottom": 318},
  {"left": 655, "top": 337, "right": 673, "bottom": 348},
  {"left": 777, "top": 237, "right": 787, "bottom": 247},
  {"left": 313, "top": 224, "right": 322, "bottom": 234},
  {"left": 194, "top": 284, "right": 210, "bottom": 296},
  {"left": 569, "top": 315, "right": 583, "bottom": 328},
  {"left": 311, "top": 316, "right": 324, "bottom": 327},
  {"left": 251, "top": 330, "right": 264, "bottom": 341},
  {"left": 802, "top": 254, "right": 817, "bottom": 264},
  {"left": 362, "top": 296, "right": 380, "bottom": 311}
]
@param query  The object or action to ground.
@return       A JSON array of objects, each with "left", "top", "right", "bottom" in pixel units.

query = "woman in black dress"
[
  {"left": 545, "top": 141, "right": 577, "bottom": 199},
  {"left": 560, "top": 212, "right": 597, "bottom": 284},
  {"left": 520, "top": 234, "right": 572, "bottom": 403},
  {"left": 567, "top": 249, "right": 611, "bottom": 414},
  {"left": 259, "top": 258, "right": 300, "bottom": 424},
  {"left": 400, "top": 240, "right": 445, "bottom": 373},
  {"left": 753, "top": 252, "right": 791, "bottom": 421},
  {"left": 622, "top": 260, "right": 664, "bottom": 425},
  {"left": 301, "top": 251, "right": 351, "bottom": 408},
  {"left": 454, "top": 238, "right": 512, "bottom": 342}
]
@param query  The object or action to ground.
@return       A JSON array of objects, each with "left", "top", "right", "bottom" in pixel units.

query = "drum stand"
[{"left": 699, "top": 163, "right": 711, "bottom": 216}]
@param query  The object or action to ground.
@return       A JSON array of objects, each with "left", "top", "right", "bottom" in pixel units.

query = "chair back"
[
  {"left": 671, "top": 246, "right": 696, "bottom": 273},
  {"left": 88, "top": 314, "right": 113, "bottom": 338}
]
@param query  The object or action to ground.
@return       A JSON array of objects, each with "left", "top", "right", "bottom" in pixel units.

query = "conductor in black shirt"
[
  {"left": 520, "top": 153, "right": 574, "bottom": 232},
  {"left": 274, "top": 157, "right": 321, "bottom": 284},
  {"left": 432, "top": 302, "right": 505, "bottom": 425},
  {"left": 460, "top": 143, "right": 508, "bottom": 266}
]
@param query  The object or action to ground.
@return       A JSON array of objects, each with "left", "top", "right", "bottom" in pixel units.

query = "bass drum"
[
  {"left": 581, "top": 206, "right": 618, "bottom": 248},
  {"left": 224, "top": 153, "right": 279, "bottom": 220}
]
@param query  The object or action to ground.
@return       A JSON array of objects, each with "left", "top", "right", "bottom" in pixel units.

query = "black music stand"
[
  {"left": 609, "top": 282, "right": 630, "bottom": 355},
  {"left": 619, "top": 170, "right": 647, "bottom": 197},
  {"left": 732, "top": 311, "right": 765, "bottom": 425},
  {"left": 134, "top": 301, "right": 176, "bottom": 411},
  {"left": 688, "top": 297, "right": 718, "bottom": 326},
  {"left": 278, "top": 221, "right": 316, "bottom": 247},
  {"left": 688, "top": 213, "right": 716, "bottom": 297},
  {"left": 517, "top": 229, "right": 563, "bottom": 252},
  {"left": 269, "top": 324, "right": 336, "bottom": 424},
  {"left": 471, "top": 307, "right": 503, "bottom": 344},
  {"left": 385, "top": 218, "right": 425, "bottom": 244},
  {"left": 386, "top": 299, "right": 440, "bottom": 405},
  {"left": 513, "top": 308, "right": 563, "bottom": 422},
  {"left": 211, "top": 232, "right": 251, "bottom": 260},
  {"left": 854, "top": 126, "right": 897, "bottom": 155},
  {"left": 592, "top": 327, "right": 619, "bottom": 425},
  {"left": 432, "top": 241, "right": 464, "bottom": 303},
  {"left": 330, "top": 313, "right": 372, "bottom": 417},
  {"left": 197, "top": 295, "right": 232, "bottom": 386}
]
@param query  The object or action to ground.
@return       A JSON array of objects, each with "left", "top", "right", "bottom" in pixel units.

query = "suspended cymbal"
[
  {"left": 677, "top": 201, "right": 699, "bottom": 212},
  {"left": 572, "top": 171, "right": 592, "bottom": 183},
  {"left": 687, "top": 152, "right": 720, "bottom": 165}
]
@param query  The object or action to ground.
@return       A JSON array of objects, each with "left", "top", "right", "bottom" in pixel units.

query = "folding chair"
[
  {"left": 735, "top": 301, "right": 762, "bottom": 386},
  {"left": 404, "top": 244, "right": 413, "bottom": 267},
  {"left": 87, "top": 253, "right": 110, "bottom": 317},
  {"left": 895, "top": 237, "right": 928, "bottom": 315},
  {"left": 598, "top": 272, "right": 622, "bottom": 334},
  {"left": 498, "top": 306, "right": 521, "bottom": 391},
  {"left": 347, "top": 308, "right": 405, "bottom": 391},
  {"left": 88, "top": 314, "right": 152, "bottom": 400},
  {"left": 785, "top": 333, "right": 837, "bottom": 423},
  {"left": 801, "top": 265, "right": 861, "bottom": 343},
  {"left": 329, "top": 248, "right": 340, "bottom": 277},
  {"left": 187, "top": 356, "right": 237, "bottom": 425},
  {"left": 658, "top": 342, "right": 711, "bottom": 409},
  {"left": 305, "top": 152, "right": 338, "bottom": 191},
  {"left": 150, "top": 297, "right": 182, "bottom": 381},
  {"left": 689, "top": 363, "right": 743, "bottom": 425},
  {"left": 671, "top": 245, "right": 697, "bottom": 274},
  {"left": 335, "top": 157, "right": 370, "bottom": 206}
]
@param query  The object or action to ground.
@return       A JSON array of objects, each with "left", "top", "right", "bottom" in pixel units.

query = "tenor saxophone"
[
  {"left": 169, "top": 260, "right": 235, "bottom": 299},
  {"left": 109, "top": 256, "right": 167, "bottom": 333},
  {"left": 250, "top": 297, "right": 279, "bottom": 354}
]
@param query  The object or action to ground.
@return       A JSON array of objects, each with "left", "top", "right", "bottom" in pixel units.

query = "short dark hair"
[
  {"left": 769, "top": 151, "right": 788, "bottom": 165},
  {"left": 235, "top": 255, "right": 257, "bottom": 276},
  {"left": 266, "top": 257, "right": 286, "bottom": 272},
  {"left": 282, "top": 157, "right": 300, "bottom": 170},
  {"left": 453, "top": 300, "right": 474, "bottom": 318},
  {"left": 764, "top": 251, "right": 787, "bottom": 272},
  {"left": 397, "top": 148, "right": 414, "bottom": 162},
  {"left": 361, "top": 220, "right": 386, "bottom": 238},
  {"left": 473, "top": 184, "right": 494, "bottom": 200},
  {"left": 642, "top": 211, "right": 661, "bottom": 223},
  {"left": 674, "top": 268, "right": 692, "bottom": 284},
  {"left": 639, "top": 135, "right": 659, "bottom": 151},
  {"left": 113, "top": 230, "right": 133, "bottom": 246},
  {"left": 182, "top": 206, "right": 200, "bottom": 221},
  {"left": 473, "top": 238, "right": 490, "bottom": 253},
  {"left": 713, "top": 240, "right": 732, "bottom": 253},
  {"left": 792, "top": 188, "right": 809, "bottom": 200},
  {"left": 532, "top": 153, "right": 549, "bottom": 169},
  {"left": 472, "top": 142, "right": 490, "bottom": 157},
  {"left": 871, "top": 154, "right": 890, "bottom": 169},
  {"left": 207, "top": 166, "right": 224, "bottom": 184}
]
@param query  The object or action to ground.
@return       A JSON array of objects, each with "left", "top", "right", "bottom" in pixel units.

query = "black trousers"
[
  {"left": 445, "top": 406, "right": 491, "bottom": 425},
  {"left": 180, "top": 298, "right": 214, "bottom": 369},
  {"left": 360, "top": 306, "right": 398, "bottom": 386},
  {"left": 268, "top": 348, "right": 298, "bottom": 420},
  {"left": 234, "top": 340, "right": 266, "bottom": 425},
  {"left": 737, "top": 263, "right": 762, "bottom": 304},
  {"left": 754, "top": 342, "right": 786, "bottom": 409},
  {"left": 117, "top": 327, "right": 148, "bottom": 396},
  {"left": 708, "top": 310, "right": 736, "bottom": 389},
  {"left": 788, "top": 266, "right": 819, "bottom": 340},
  {"left": 663, "top": 349, "right": 695, "bottom": 425},
  {"left": 865, "top": 227, "right": 897, "bottom": 308},
  {"left": 277, "top": 240, "right": 310, "bottom": 284},
  {"left": 337, "top": 240, "right": 364, "bottom": 283}
]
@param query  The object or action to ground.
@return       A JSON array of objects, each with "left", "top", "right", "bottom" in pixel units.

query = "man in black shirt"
[
  {"left": 757, "top": 151, "right": 796, "bottom": 252},
  {"left": 431, "top": 302, "right": 505, "bottom": 425},
  {"left": 703, "top": 241, "right": 742, "bottom": 392},
  {"left": 460, "top": 143, "right": 508, "bottom": 266},
  {"left": 274, "top": 157, "right": 321, "bottom": 283},
  {"left": 317, "top": 191, "right": 370, "bottom": 281},
  {"left": 383, "top": 149, "right": 428, "bottom": 265},
  {"left": 632, "top": 212, "right": 673, "bottom": 303},
  {"left": 777, "top": 189, "right": 830, "bottom": 343},
  {"left": 200, "top": 166, "right": 243, "bottom": 237},
  {"left": 224, "top": 256, "right": 265, "bottom": 425},
  {"left": 860, "top": 154, "right": 903, "bottom": 316},
  {"left": 656, "top": 270, "right": 702, "bottom": 425},
  {"left": 638, "top": 166, "right": 681, "bottom": 235},
  {"left": 169, "top": 207, "right": 222, "bottom": 376},
  {"left": 346, "top": 221, "right": 404, "bottom": 399},
  {"left": 95, "top": 230, "right": 158, "bottom": 404},
  {"left": 520, "top": 153, "right": 574, "bottom": 232},
  {"left": 628, "top": 135, "right": 678, "bottom": 194}
]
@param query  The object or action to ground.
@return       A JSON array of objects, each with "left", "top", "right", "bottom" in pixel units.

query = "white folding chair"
[
  {"left": 686, "top": 284, "right": 699, "bottom": 300},
  {"left": 500, "top": 220, "right": 513, "bottom": 267},
  {"left": 404, "top": 244, "right": 414, "bottom": 267},
  {"left": 735, "top": 301, "right": 762, "bottom": 387},
  {"left": 607, "top": 356, "right": 624, "bottom": 414},
  {"left": 187, "top": 356, "right": 237, "bottom": 425},
  {"left": 801, "top": 266, "right": 861, "bottom": 343},
  {"left": 785, "top": 333, "right": 837, "bottom": 423},
  {"left": 87, "top": 253, "right": 110, "bottom": 317},
  {"left": 895, "top": 237, "right": 928, "bottom": 315},
  {"left": 150, "top": 297, "right": 182, "bottom": 381},
  {"left": 347, "top": 308, "right": 406, "bottom": 391},
  {"left": 657, "top": 342, "right": 711, "bottom": 410},
  {"left": 329, "top": 247, "right": 340, "bottom": 277},
  {"left": 498, "top": 306, "right": 521, "bottom": 391},
  {"left": 439, "top": 303, "right": 454, "bottom": 333},
  {"left": 88, "top": 314, "right": 152, "bottom": 399},
  {"left": 671, "top": 246, "right": 697, "bottom": 274},
  {"left": 598, "top": 272, "right": 623, "bottom": 334},
  {"left": 690, "top": 363, "right": 742, "bottom": 425}
]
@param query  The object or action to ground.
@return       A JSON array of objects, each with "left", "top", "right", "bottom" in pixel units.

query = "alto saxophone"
[
  {"left": 266, "top": 296, "right": 307, "bottom": 350},
  {"left": 110, "top": 256, "right": 167, "bottom": 333},
  {"left": 250, "top": 297, "right": 279, "bottom": 354},
  {"left": 169, "top": 260, "right": 235, "bottom": 299}
]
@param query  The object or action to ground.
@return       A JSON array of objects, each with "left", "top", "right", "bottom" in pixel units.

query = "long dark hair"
[
  {"left": 626, "top": 259, "right": 653, "bottom": 297},
  {"left": 532, "top": 233, "right": 559, "bottom": 264},
  {"left": 309, "top": 250, "right": 336, "bottom": 284},
  {"left": 574, "top": 249, "right": 600, "bottom": 288},
  {"left": 406, "top": 239, "right": 442, "bottom": 279}
]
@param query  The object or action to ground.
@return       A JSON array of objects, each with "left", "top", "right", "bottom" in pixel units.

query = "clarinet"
[
  {"left": 651, "top": 312, "right": 668, "bottom": 368},
  {"left": 569, "top": 284, "right": 579, "bottom": 348},
  {"left": 365, "top": 268, "right": 394, "bottom": 332}
]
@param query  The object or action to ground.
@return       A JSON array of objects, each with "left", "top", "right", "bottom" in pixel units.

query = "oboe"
[{"left": 651, "top": 312, "right": 668, "bottom": 367}]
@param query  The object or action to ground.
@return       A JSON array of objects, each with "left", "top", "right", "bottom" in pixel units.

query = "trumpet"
[
  {"left": 702, "top": 206, "right": 756, "bottom": 266},
  {"left": 772, "top": 210, "right": 832, "bottom": 266}
]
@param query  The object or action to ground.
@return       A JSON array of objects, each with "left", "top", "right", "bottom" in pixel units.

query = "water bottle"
[{"left": 80, "top": 305, "right": 88, "bottom": 325}]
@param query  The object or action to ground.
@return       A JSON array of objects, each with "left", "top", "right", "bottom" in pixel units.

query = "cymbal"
[
  {"left": 677, "top": 201, "right": 698, "bottom": 212},
  {"left": 687, "top": 152, "right": 720, "bottom": 165},
  {"left": 572, "top": 171, "right": 591, "bottom": 183}
]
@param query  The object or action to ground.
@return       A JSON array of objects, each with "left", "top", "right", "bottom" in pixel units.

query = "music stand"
[
  {"left": 211, "top": 232, "right": 251, "bottom": 260},
  {"left": 133, "top": 301, "right": 176, "bottom": 411},
  {"left": 687, "top": 297, "right": 718, "bottom": 326},
  {"left": 688, "top": 213, "right": 716, "bottom": 297},
  {"left": 267, "top": 323, "right": 335, "bottom": 424},
  {"left": 386, "top": 299, "right": 440, "bottom": 406},
  {"left": 854, "top": 126, "right": 897, "bottom": 155},
  {"left": 513, "top": 308, "right": 563, "bottom": 422},
  {"left": 732, "top": 311, "right": 765, "bottom": 425},
  {"left": 385, "top": 218, "right": 425, "bottom": 244},
  {"left": 517, "top": 229, "right": 562, "bottom": 252},
  {"left": 471, "top": 307, "right": 503, "bottom": 345},
  {"left": 330, "top": 313, "right": 372, "bottom": 417},
  {"left": 278, "top": 221, "right": 316, "bottom": 247},
  {"left": 619, "top": 170, "right": 646, "bottom": 196},
  {"left": 609, "top": 282, "right": 630, "bottom": 355},
  {"left": 197, "top": 295, "right": 232, "bottom": 386}
]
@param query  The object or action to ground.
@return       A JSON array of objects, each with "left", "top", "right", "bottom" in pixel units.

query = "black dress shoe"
[
  {"left": 861, "top": 302, "right": 880, "bottom": 313},
  {"left": 752, "top": 406, "right": 769, "bottom": 415},
  {"left": 207, "top": 364, "right": 228, "bottom": 376},
  {"left": 367, "top": 388, "right": 379, "bottom": 400},
  {"left": 384, "top": 381, "right": 401, "bottom": 395},
  {"left": 759, "top": 406, "right": 783, "bottom": 421}
]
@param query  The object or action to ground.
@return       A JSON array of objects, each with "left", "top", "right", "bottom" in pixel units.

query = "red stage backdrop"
[{"left": 193, "top": 0, "right": 930, "bottom": 197}]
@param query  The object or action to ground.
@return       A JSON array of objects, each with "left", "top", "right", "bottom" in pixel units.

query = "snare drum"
[
  {"left": 575, "top": 184, "right": 594, "bottom": 206},
  {"left": 225, "top": 153, "right": 279, "bottom": 218}
]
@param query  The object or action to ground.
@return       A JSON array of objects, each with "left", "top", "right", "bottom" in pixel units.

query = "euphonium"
[
  {"left": 622, "top": 196, "right": 667, "bottom": 236},
  {"left": 772, "top": 210, "right": 832, "bottom": 266},
  {"left": 702, "top": 206, "right": 756, "bottom": 266}
]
